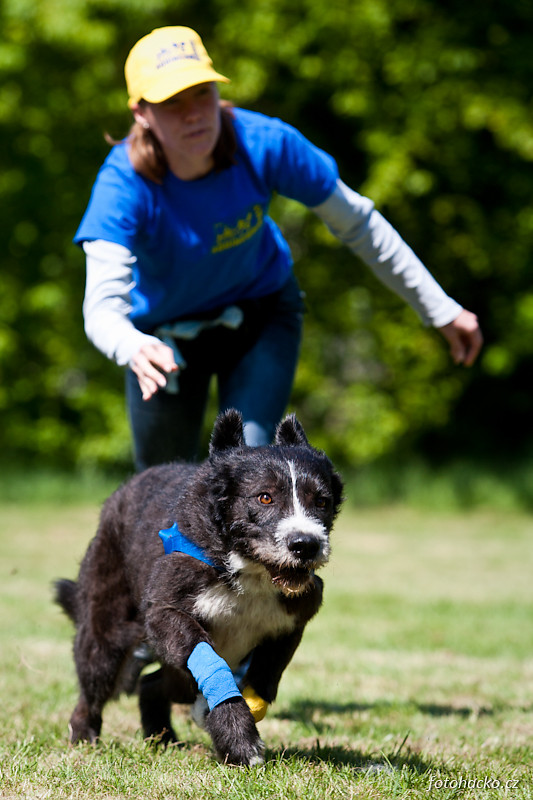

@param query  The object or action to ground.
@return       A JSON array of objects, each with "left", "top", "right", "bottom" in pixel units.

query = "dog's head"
[{"left": 207, "top": 410, "right": 344, "bottom": 596}]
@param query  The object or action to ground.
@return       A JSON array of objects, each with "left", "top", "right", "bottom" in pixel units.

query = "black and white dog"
[{"left": 55, "top": 410, "right": 343, "bottom": 765}]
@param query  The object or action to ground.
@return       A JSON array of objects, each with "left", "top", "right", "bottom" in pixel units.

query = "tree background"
[{"left": 1, "top": 0, "right": 532, "bottom": 473}]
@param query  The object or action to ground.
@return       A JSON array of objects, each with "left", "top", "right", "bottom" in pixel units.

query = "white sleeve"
[
  {"left": 82, "top": 239, "right": 163, "bottom": 367},
  {"left": 311, "top": 179, "right": 463, "bottom": 327}
]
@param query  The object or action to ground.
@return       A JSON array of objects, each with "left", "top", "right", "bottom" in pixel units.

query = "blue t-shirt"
[{"left": 74, "top": 108, "right": 338, "bottom": 332}]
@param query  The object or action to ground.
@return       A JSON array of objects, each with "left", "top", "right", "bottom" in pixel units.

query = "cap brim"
[{"left": 129, "top": 67, "right": 230, "bottom": 108}]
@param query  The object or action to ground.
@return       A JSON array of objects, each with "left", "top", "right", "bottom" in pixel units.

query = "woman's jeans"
[{"left": 126, "top": 275, "right": 304, "bottom": 471}]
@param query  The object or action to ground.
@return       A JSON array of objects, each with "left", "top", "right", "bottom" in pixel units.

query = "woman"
[{"left": 76, "top": 26, "right": 483, "bottom": 471}]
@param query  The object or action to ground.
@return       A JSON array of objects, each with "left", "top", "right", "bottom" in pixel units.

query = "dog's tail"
[{"left": 53, "top": 578, "right": 79, "bottom": 624}]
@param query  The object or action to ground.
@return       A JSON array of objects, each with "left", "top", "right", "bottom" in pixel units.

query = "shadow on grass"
[
  {"left": 266, "top": 736, "right": 432, "bottom": 775},
  {"left": 264, "top": 697, "right": 497, "bottom": 772},
  {"left": 265, "top": 699, "right": 448, "bottom": 774},
  {"left": 276, "top": 698, "right": 494, "bottom": 728},
  {"left": 417, "top": 702, "right": 493, "bottom": 718}
]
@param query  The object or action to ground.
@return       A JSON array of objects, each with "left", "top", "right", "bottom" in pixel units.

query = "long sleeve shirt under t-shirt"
[{"left": 76, "top": 108, "right": 463, "bottom": 367}]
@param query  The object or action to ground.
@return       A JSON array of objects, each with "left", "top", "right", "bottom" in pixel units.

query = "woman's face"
[{"left": 133, "top": 83, "right": 221, "bottom": 180}]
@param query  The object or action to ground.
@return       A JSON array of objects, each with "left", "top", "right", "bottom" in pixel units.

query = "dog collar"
[{"left": 158, "top": 522, "right": 223, "bottom": 571}]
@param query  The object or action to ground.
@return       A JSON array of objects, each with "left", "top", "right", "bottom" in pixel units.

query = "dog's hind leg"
[
  {"left": 69, "top": 618, "right": 144, "bottom": 744},
  {"left": 66, "top": 514, "right": 146, "bottom": 743},
  {"left": 69, "top": 630, "right": 109, "bottom": 744},
  {"left": 140, "top": 668, "right": 176, "bottom": 744},
  {"left": 139, "top": 665, "right": 197, "bottom": 744},
  {"left": 69, "top": 695, "right": 102, "bottom": 745},
  {"left": 69, "top": 625, "right": 143, "bottom": 743}
]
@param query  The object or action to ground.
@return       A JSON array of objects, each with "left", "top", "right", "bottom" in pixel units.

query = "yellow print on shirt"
[{"left": 211, "top": 205, "right": 264, "bottom": 253}]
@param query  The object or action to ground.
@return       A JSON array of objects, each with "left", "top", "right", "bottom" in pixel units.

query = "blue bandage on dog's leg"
[{"left": 187, "top": 642, "right": 242, "bottom": 711}]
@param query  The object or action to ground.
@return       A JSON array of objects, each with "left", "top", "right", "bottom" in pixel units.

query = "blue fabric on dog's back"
[{"left": 159, "top": 522, "right": 222, "bottom": 570}]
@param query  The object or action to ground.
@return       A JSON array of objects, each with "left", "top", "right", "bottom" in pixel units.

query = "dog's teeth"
[{"left": 270, "top": 570, "right": 313, "bottom": 597}]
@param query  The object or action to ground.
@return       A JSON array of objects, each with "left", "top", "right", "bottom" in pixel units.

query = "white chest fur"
[{"left": 192, "top": 555, "right": 295, "bottom": 670}]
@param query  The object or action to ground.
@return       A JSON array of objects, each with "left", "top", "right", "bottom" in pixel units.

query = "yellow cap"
[{"left": 125, "top": 26, "right": 230, "bottom": 108}]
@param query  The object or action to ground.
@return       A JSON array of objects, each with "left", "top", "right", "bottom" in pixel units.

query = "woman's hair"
[{"left": 106, "top": 101, "right": 237, "bottom": 184}]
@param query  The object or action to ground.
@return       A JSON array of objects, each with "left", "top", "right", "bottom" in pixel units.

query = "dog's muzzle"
[{"left": 267, "top": 532, "right": 326, "bottom": 596}]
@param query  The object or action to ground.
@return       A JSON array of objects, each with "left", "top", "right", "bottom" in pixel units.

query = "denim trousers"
[{"left": 125, "top": 274, "right": 304, "bottom": 471}]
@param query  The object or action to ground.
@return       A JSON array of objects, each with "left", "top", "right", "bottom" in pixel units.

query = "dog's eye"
[
  {"left": 258, "top": 493, "right": 273, "bottom": 505},
  {"left": 315, "top": 496, "right": 327, "bottom": 509}
]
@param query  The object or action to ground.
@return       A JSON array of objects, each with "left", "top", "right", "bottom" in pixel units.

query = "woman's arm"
[
  {"left": 82, "top": 239, "right": 178, "bottom": 398},
  {"left": 311, "top": 179, "right": 482, "bottom": 363}
]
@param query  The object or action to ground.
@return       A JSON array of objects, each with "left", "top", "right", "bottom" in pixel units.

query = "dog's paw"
[
  {"left": 67, "top": 701, "right": 102, "bottom": 745},
  {"left": 68, "top": 719, "right": 99, "bottom": 745},
  {"left": 204, "top": 697, "right": 265, "bottom": 766}
]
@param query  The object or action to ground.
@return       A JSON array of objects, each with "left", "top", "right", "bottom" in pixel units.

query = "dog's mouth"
[{"left": 266, "top": 566, "right": 314, "bottom": 597}]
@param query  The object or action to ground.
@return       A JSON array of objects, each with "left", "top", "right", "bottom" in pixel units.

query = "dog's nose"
[{"left": 287, "top": 534, "right": 320, "bottom": 561}]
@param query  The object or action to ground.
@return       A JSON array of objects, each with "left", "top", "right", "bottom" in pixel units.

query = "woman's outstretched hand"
[
  {"left": 130, "top": 342, "right": 179, "bottom": 400},
  {"left": 438, "top": 309, "right": 483, "bottom": 367}
]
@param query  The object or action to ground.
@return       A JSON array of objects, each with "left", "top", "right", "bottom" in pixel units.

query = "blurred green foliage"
[{"left": 1, "top": 0, "right": 532, "bottom": 471}]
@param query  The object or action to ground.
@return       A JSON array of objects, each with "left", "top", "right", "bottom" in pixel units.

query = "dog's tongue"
[{"left": 269, "top": 567, "right": 313, "bottom": 597}]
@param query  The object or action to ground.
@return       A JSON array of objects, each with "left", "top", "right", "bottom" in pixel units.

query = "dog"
[{"left": 55, "top": 409, "right": 343, "bottom": 766}]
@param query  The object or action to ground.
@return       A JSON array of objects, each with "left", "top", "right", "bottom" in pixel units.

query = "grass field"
[{"left": 0, "top": 495, "right": 532, "bottom": 798}]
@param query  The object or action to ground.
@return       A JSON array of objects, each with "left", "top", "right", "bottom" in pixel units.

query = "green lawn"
[{"left": 0, "top": 500, "right": 532, "bottom": 798}]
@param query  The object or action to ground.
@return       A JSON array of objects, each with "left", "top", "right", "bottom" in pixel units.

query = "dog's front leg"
[
  {"left": 204, "top": 697, "right": 265, "bottom": 766},
  {"left": 243, "top": 627, "right": 306, "bottom": 710},
  {"left": 144, "top": 602, "right": 264, "bottom": 766},
  {"left": 242, "top": 579, "right": 324, "bottom": 717}
]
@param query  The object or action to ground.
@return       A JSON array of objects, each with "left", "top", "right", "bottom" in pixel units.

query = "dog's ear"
[
  {"left": 209, "top": 409, "right": 245, "bottom": 454},
  {"left": 274, "top": 414, "right": 310, "bottom": 447},
  {"left": 331, "top": 470, "right": 345, "bottom": 513}
]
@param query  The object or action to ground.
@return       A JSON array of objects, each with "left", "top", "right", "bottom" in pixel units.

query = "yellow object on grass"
[{"left": 242, "top": 686, "right": 269, "bottom": 722}]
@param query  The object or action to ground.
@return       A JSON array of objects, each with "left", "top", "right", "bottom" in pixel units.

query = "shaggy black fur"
[{"left": 55, "top": 410, "right": 343, "bottom": 765}]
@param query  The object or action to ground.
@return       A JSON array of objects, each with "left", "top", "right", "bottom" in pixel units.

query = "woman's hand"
[
  {"left": 130, "top": 342, "right": 179, "bottom": 400},
  {"left": 438, "top": 309, "right": 483, "bottom": 367}
]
